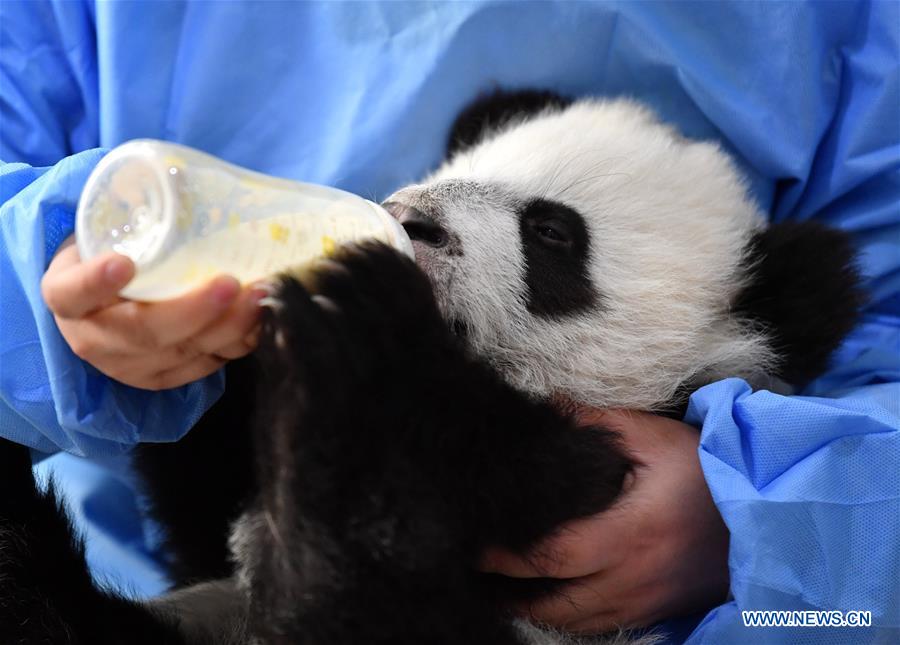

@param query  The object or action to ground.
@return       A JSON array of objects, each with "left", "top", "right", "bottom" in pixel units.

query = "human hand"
[
  {"left": 481, "top": 409, "right": 730, "bottom": 633},
  {"left": 42, "top": 236, "right": 265, "bottom": 391}
]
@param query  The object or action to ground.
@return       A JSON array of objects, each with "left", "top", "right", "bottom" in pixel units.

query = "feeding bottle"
[{"left": 75, "top": 139, "right": 413, "bottom": 301}]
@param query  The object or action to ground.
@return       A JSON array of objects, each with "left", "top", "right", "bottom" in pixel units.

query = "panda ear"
[
  {"left": 446, "top": 88, "right": 572, "bottom": 158},
  {"left": 733, "top": 221, "right": 866, "bottom": 386}
]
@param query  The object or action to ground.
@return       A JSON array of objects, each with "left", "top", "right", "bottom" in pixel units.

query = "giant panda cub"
[{"left": 0, "top": 90, "right": 863, "bottom": 645}]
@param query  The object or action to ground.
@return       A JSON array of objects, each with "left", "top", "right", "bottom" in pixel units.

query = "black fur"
[
  {"left": 734, "top": 220, "right": 865, "bottom": 385},
  {"left": 0, "top": 244, "right": 627, "bottom": 644},
  {"left": 0, "top": 438, "right": 186, "bottom": 644},
  {"left": 447, "top": 88, "right": 572, "bottom": 157},
  {"left": 134, "top": 358, "right": 257, "bottom": 586},
  {"left": 243, "top": 242, "right": 631, "bottom": 644},
  {"left": 518, "top": 198, "right": 599, "bottom": 318},
  {"left": 0, "top": 90, "right": 867, "bottom": 644}
]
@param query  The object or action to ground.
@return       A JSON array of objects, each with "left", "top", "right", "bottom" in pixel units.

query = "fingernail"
[
  {"left": 252, "top": 280, "right": 278, "bottom": 295},
  {"left": 209, "top": 277, "right": 240, "bottom": 306},
  {"left": 104, "top": 257, "right": 132, "bottom": 284},
  {"left": 249, "top": 288, "right": 269, "bottom": 307}
]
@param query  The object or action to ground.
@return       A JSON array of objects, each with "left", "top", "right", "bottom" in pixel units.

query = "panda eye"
[{"left": 531, "top": 221, "right": 571, "bottom": 246}]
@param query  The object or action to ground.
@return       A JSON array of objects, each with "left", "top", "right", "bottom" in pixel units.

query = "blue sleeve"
[
  {"left": 0, "top": 156, "right": 225, "bottom": 457},
  {"left": 680, "top": 2, "right": 900, "bottom": 640},
  {"left": 0, "top": 0, "right": 99, "bottom": 165},
  {"left": 0, "top": 0, "right": 224, "bottom": 456},
  {"left": 685, "top": 379, "right": 899, "bottom": 644}
]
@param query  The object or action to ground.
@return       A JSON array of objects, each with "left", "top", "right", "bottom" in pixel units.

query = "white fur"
[
  {"left": 158, "top": 99, "right": 767, "bottom": 644},
  {"left": 387, "top": 99, "right": 775, "bottom": 410},
  {"left": 147, "top": 578, "right": 248, "bottom": 644},
  {"left": 514, "top": 620, "right": 665, "bottom": 645}
]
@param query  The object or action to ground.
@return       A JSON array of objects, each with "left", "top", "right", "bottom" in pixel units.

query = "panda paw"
[{"left": 257, "top": 241, "right": 451, "bottom": 409}]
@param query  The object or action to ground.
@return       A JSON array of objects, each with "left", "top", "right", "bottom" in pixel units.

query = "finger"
[
  {"left": 214, "top": 322, "right": 262, "bottom": 360},
  {"left": 139, "top": 275, "right": 242, "bottom": 347},
  {"left": 76, "top": 348, "right": 208, "bottom": 390},
  {"left": 575, "top": 408, "right": 694, "bottom": 460},
  {"left": 144, "top": 355, "right": 228, "bottom": 391},
  {"left": 42, "top": 246, "right": 134, "bottom": 319},
  {"left": 85, "top": 275, "right": 241, "bottom": 350},
  {"left": 565, "top": 584, "right": 672, "bottom": 633},
  {"left": 56, "top": 315, "right": 133, "bottom": 363},
  {"left": 480, "top": 547, "right": 551, "bottom": 578},
  {"left": 209, "top": 338, "right": 255, "bottom": 361},
  {"left": 73, "top": 312, "right": 259, "bottom": 380},
  {"left": 183, "top": 287, "right": 266, "bottom": 359},
  {"left": 481, "top": 528, "right": 604, "bottom": 579},
  {"left": 481, "top": 505, "right": 641, "bottom": 579},
  {"left": 519, "top": 573, "right": 622, "bottom": 628}
]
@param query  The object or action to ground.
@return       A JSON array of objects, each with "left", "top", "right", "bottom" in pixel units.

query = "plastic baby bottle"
[{"left": 75, "top": 139, "right": 413, "bottom": 301}]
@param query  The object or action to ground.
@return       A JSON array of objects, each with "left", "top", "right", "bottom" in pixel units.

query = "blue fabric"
[
  {"left": 0, "top": 154, "right": 225, "bottom": 456},
  {"left": 1, "top": 0, "right": 898, "bottom": 641},
  {"left": 32, "top": 450, "right": 170, "bottom": 598}
]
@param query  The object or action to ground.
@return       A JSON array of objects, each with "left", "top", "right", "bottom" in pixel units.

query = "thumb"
[
  {"left": 480, "top": 489, "right": 641, "bottom": 580},
  {"left": 42, "top": 242, "right": 134, "bottom": 319}
]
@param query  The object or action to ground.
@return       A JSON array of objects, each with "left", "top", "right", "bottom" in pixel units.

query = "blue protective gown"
[{"left": 1, "top": 1, "right": 898, "bottom": 642}]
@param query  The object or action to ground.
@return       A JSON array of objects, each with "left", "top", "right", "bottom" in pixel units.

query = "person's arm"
[
  {"left": 484, "top": 372, "right": 900, "bottom": 644},
  {"left": 481, "top": 409, "right": 731, "bottom": 633},
  {"left": 0, "top": 2, "right": 258, "bottom": 456},
  {"left": 687, "top": 374, "right": 900, "bottom": 643},
  {"left": 0, "top": 155, "right": 222, "bottom": 456}
]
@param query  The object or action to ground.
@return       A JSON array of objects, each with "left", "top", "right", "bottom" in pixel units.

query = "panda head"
[{"left": 383, "top": 90, "right": 863, "bottom": 411}]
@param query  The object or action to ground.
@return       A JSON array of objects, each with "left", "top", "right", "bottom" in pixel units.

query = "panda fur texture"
[
  {"left": 0, "top": 90, "right": 863, "bottom": 645},
  {"left": 394, "top": 92, "right": 860, "bottom": 410}
]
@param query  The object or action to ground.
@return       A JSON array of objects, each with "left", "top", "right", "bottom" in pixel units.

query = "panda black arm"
[
  {"left": 0, "top": 438, "right": 188, "bottom": 644},
  {"left": 241, "top": 242, "right": 632, "bottom": 644},
  {"left": 734, "top": 220, "right": 866, "bottom": 386},
  {"left": 133, "top": 357, "right": 257, "bottom": 587},
  {"left": 256, "top": 242, "right": 631, "bottom": 552}
]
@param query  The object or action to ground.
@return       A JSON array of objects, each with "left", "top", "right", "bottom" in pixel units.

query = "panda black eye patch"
[{"left": 518, "top": 199, "right": 599, "bottom": 318}]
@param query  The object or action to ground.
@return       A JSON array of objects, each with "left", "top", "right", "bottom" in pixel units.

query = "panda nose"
[{"left": 381, "top": 202, "right": 448, "bottom": 248}]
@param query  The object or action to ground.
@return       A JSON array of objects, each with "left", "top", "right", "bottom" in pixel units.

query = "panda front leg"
[
  {"left": 241, "top": 243, "right": 633, "bottom": 644},
  {"left": 0, "top": 438, "right": 190, "bottom": 645}
]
